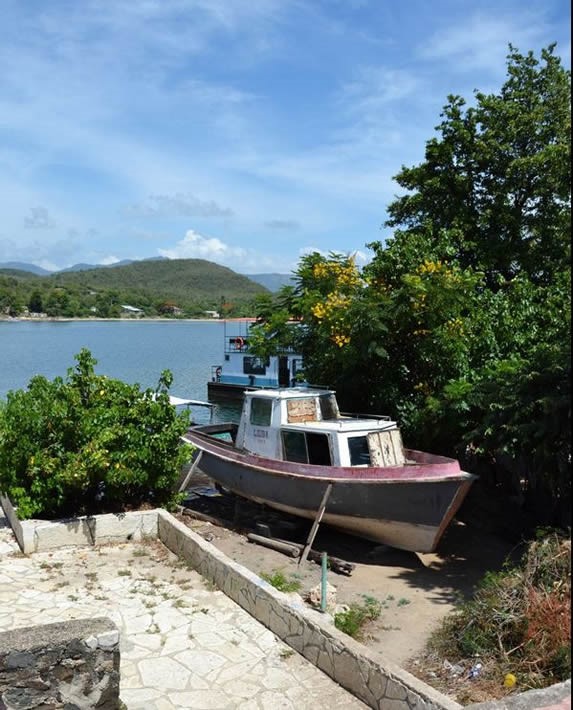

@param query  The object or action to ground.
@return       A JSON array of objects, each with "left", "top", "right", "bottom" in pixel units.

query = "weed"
[
  {"left": 173, "top": 598, "right": 187, "bottom": 608},
  {"left": 117, "top": 569, "right": 131, "bottom": 577},
  {"left": 132, "top": 548, "right": 149, "bottom": 558},
  {"left": 260, "top": 569, "right": 302, "bottom": 594},
  {"left": 420, "top": 529, "right": 571, "bottom": 698},
  {"left": 279, "top": 647, "right": 295, "bottom": 659},
  {"left": 203, "top": 579, "right": 219, "bottom": 592},
  {"left": 334, "top": 597, "right": 382, "bottom": 639},
  {"left": 67, "top": 594, "right": 79, "bottom": 602},
  {"left": 397, "top": 597, "right": 411, "bottom": 607}
]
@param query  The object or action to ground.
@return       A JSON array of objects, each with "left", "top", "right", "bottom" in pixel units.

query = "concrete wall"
[
  {"left": 467, "top": 679, "right": 571, "bottom": 710},
  {"left": 0, "top": 618, "right": 120, "bottom": 710},
  {"left": 157, "top": 510, "right": 462, "bottom": 710},
  {"left": 0, "top": 494, "right": 158, "bottom": 553}
]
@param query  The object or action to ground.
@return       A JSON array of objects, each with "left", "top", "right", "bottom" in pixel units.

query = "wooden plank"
[
  {"left": 247, "top": 533, "right": 301, "bottom": 557},
  {"left": 298, "top": 483, "right": 333, "bottom": 565},
  {"left": 177, "top": 450, "right": 203, "bottom": 492}
]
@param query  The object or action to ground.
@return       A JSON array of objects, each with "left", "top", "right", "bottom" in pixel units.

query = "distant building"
[
  {"left": 120, "top": 304, "right": 143, "bottom": 316},
  {"left": 203, "top": 310, "right": 220, "bottom": 318}
]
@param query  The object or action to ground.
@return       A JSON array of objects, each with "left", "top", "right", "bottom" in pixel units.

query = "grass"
[
  {"left": 259, "top": 569, "right": 302, "bottom": 594},
  {"left": 334, "top": 595, "right": 382, "bottom": 639}
]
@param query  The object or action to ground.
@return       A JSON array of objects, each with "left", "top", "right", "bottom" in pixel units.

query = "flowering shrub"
[{"left": 0, "top": 349, "right": 192, "bottom": 519}]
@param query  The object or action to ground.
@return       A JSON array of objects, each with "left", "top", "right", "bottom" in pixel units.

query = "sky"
[{"left": 0, "top": 1, "right": 570, "bottom": 275}]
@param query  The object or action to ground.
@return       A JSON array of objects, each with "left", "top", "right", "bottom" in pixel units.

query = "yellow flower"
[{"left": 504, "top": 673, "right": 517, "bottom": 688}]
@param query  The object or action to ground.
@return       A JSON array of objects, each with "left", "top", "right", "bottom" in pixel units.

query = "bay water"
[{"left": 0, "top": 320, "right": 240, "bottom": 424}]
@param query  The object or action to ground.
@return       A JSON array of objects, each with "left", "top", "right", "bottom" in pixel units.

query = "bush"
[
  {"left": 425, "top": 530, "right": 571, "bottom": 693},
  {"left": 0, "top": 349, "right": 192, "bottom": 519}
]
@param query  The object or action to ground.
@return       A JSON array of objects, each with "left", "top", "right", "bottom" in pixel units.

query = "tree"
[
  {"left": 382, "top": 45, "right": 570, "bottom": 287},
  {"left": 256, "top": 45, "right": 571, "bottom": 531},
  {"left": 28, "top": 290, "right": 43, "bottom": 313}
]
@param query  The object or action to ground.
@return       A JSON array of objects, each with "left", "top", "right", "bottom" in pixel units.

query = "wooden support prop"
[
  {"left": 247, "top": 533, "right": 300, "bottom": 557},
  {"left": 299, "top": 483, "right": 333, "bottom": 565},
  {"left": 178, "top": 450, "right": 203, "bottom": 493}
]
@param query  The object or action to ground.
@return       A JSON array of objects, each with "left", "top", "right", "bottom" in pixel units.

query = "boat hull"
[{"left": 183, "top": 430, "right": 475, "bottom": 553}]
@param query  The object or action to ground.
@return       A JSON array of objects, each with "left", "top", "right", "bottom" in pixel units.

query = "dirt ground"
[{"left": 177, "top": 477, "right": 517, "bottom": 670}]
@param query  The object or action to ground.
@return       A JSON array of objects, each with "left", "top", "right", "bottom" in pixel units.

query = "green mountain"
[{"left": 0, "top": 258, "right": 268, "bottom": 318}]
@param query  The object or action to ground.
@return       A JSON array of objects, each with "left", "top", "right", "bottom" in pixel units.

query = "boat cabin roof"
[
  {"left": 244, "top": 387, "right": 398, "bottom": 432},
  {"left": 244, "top": 387, "right": 332, "bottom": 400}
]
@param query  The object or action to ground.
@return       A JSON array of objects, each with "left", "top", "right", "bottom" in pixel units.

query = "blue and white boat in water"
[{"left": 207, "top": 319, "right": 304, "bottom": 400}]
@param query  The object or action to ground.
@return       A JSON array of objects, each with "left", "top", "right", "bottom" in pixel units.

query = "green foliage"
[
  {"left": 0, "top": 349, "right": 192, "bottom": 519},
  {"left": 0, "top": 259, "right": 267, "bottom": 318},
  {"left": 257, "top": 45, "right": 570, "bottom": 533},
  {"left": 384, "top": 45, "right": 571, "bottom": 287},
  {"left": 334, "top": 596, "right": 382, "bottom": 639},
  {"left": 259, "top": 569, "right": 302, "bottom": 593}
]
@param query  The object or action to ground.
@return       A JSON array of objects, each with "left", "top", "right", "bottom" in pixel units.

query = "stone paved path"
[{"left": 0, "top": 514, "right": 366, "bottom": 709}]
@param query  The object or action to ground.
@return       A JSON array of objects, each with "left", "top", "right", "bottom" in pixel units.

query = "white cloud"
[
  {"left": 24, "top": 207, "right": 56, "bottom": 230},
  {"left": 264, "top": 219, "right": 300, "bottom": 230},
  {"left": 159, "top": 229, "right": 296, "bottom": 273},
  {"left": 123, "top": 193, "right": 233, "bottom": 218},
  {"left": 159, "top": 229, "right": 247, "bottom": 262},
  {"left": 419, "top": 13, "right": 551, "bottom": 73}
]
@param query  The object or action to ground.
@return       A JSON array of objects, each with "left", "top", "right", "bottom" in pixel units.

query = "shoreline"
[{"left": 0, "top": 316, "right": 227, "bottom": 323}]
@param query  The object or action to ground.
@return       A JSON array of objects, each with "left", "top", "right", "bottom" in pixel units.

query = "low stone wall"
[
  {"left": 157, "top": 510, "right": 462, "bottom": 710},
  {"left": 0, "top": 494, "right": 158, "bottom": 553},
  {"left": 467, "top": 679, "right": 571, "bottom": 710},
  {"left": 0, "top": 618, "right": 120, "bottom": 710}
]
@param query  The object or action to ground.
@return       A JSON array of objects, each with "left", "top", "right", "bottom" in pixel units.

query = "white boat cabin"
[{"left": 236, "top": 388, "right": 406, "bottom": 468}]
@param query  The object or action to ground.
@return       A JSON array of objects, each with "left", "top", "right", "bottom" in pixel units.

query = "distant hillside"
[
  {"left": 246, "top": 273, "right": 294, "bottom": 291},
  {"left": 0, "top": 258, "right": 268, "bottom": 318},
  {"left": 50, "top": 259, "right": 266, "bottom": 301},
  {"left": 0, "top": 262, "right": 51, "bottom": 275}
]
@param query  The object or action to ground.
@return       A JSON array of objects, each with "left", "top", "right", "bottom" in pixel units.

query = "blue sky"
[{"left": 1, "top": 0, "right": 570, "bottom": 274}]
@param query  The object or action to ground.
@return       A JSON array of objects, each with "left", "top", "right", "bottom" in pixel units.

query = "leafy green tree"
[
  {"left": 0, "top": 349, "right": 192, "bottom": 519},
  {"left": 45, "top": 288, "right": 70, "bottom": 317},
  {"left": 382, "top": 45, "right": 570, "bottom": 287},
  {"left": 28, "top": 290, "right": 43, "bottom": 313},
  {"left": 256, "top": 45, "right": 570, "bottom": 530}
]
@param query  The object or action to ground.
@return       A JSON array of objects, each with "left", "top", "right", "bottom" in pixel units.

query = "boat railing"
[
  {"left": 339, "top": 411, "right": 392, "bottom": 421},
  {"left": 223, "top": 336, "right": 299, "bottom": 355}
]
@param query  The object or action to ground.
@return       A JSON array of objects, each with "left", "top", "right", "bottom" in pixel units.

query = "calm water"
[{"left": 0, "top": 320, "right": 240, "bottom": 424}]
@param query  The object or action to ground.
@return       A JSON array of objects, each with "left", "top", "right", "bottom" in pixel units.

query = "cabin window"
[
  {"left": 319, "top": 394, "right": 339, "bottom": 420},
  {"left": 250, "top": 398, "right": 272, "bottom": 426},
  {"left": 282, "top": 431, "right": 307, "bottom": 463},
  {"left": 307, "top": 432, "right": 332, "bottom": 465},
  {"left": 243, "top": 356, "right": 268, "bottom": 375},
  {"left": 282, "top": 431, "right": 332, "bottom": 466},
  {"left": 348, "top": 436, "right": 371, "bottom": 466},
  {"left": 287, "top": 398, "right": 317, "bottom": 423}
]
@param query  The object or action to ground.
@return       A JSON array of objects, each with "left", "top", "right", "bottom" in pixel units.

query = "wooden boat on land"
[{"left": 182, "top": 388, "right": 475, "bottom": 553}]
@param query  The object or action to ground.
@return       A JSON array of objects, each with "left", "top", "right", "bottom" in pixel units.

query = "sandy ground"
[{"left": 177, "top": 481, "right": 517, "bottom": 669}]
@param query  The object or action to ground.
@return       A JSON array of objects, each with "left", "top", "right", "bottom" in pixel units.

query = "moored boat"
[
  {"left": 182, "top": 387, "right": 476, "bottom": 553},
  {"left": 207, "top": 319, "right": 303, "bottom": 400}
]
